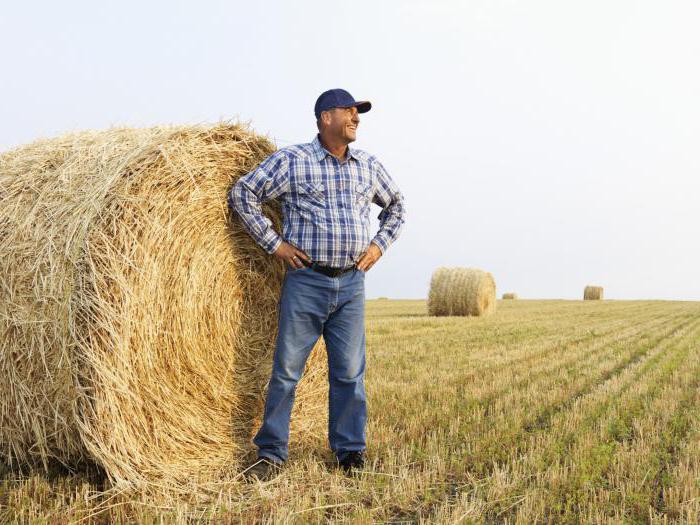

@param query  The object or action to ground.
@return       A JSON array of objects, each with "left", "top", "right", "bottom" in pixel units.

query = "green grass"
[{"left": 2, "top": 299, "right": 699, "bottom": 523}]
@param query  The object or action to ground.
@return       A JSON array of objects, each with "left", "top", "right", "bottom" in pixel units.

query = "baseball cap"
[{"left": 314, "top": 89, "right": 372, "bottom": 119}]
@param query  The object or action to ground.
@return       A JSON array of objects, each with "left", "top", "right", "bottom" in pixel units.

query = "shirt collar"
[{"left": 311, "top": 134, "right": 358, "bottom": 162}]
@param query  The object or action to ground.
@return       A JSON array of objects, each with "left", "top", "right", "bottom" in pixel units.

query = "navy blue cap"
[{"left": 314, "top": 89, "right": 371, "bottom": 119}]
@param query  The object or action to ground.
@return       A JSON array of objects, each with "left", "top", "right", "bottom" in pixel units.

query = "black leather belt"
[{"left": 304, "top": 261, "right": 356, "bottom": 278}]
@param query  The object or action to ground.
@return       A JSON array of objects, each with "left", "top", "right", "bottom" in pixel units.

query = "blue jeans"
[{"left": 253, "top": 266, "right": 367, "bottom": 464}]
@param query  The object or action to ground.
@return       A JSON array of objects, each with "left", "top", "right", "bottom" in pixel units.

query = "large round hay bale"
[
  {"left": 584, "top": 285, "right": 604, "bottom": 300},
  {"left": 502, "top": 293, "right": 518, "bottom": 300},
  {"left": 427, "top": 267, "right": 496, "bottom": 316},
  {"left": 0, "top": 124, "right": 327, "bottom": 489}
]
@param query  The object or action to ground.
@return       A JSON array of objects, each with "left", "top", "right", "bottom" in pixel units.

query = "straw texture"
[
  {"left": 584, "top": 285, "right": 604, "bottom": 300},
  {"left": 427, "top": 268, "right": 496, "bottom": 316},
  {"left": 0, "top": 124, "right": 328, "bottom": 490}
]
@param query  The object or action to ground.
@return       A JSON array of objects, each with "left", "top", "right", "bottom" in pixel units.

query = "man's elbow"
[
  {"left": 381, "top": 196, "right": 406, "bottom": 223},
  {"left": 226, "top": 190, "right": 235, "bottom": 213},
  {"left": 227, "top": 181, "right": 245, "bottom": 214}
]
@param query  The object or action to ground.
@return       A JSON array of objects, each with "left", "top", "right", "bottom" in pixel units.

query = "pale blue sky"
[{"left": 2, "top": 1, "right": 698, "bottom": 300}]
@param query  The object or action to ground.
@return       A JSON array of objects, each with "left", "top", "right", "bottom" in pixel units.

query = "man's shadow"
[{"left": 1, "top": 455, "right": 107, "bottom": 491}]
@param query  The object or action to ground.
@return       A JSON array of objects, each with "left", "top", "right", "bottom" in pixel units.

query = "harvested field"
[{"left": 2, "top": 299, "right": 699, "bottom": 523}]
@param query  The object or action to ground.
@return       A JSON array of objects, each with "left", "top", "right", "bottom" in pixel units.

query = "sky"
[{"left": 2, "top": 0, "right": 698, "bottom": 300}]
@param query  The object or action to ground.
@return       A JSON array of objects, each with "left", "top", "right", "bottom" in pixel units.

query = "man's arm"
[
  {"left": 228, "top": 152, "right": 291, "bottom": 254},
  {"left": 356, "top": 160, "right": 406, "bottom": 272},
  {"left": 370, "top": 160, "right": 406, "bottom": 254}
]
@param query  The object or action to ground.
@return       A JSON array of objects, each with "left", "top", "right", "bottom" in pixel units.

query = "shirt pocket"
[
  {"left": 353, "top": 181, "right": 374, "bottom": 208},
  {"left": 292, "top": 181, "right": 326, "bottom": 213}
]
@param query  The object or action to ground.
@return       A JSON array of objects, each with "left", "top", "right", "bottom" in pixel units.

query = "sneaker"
[
  {"left": 337, "top": 451, "right": 366, "bottom": 474},
  {"left": 242, "top": 457, "right": 283, "bottom": 482}
]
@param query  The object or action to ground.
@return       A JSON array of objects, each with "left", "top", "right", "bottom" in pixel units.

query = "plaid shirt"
[{"left": 229, "top": 135, "right": 405, "bottom": 268}]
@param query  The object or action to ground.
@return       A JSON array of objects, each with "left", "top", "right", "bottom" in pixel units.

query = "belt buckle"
[
  {"left": 310, "top": 262, "right": 329, "bottom": 277},
  {"left": 310, "top": 263, "right": 352, "bottom": 278},
  {"left": 335, "top": 265, "right": 353, "bottom": 277}
]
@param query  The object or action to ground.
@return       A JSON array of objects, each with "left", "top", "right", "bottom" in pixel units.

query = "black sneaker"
[
  {"left": 338, "top": 451, "right": 366, "bottom": 474},
  {"left": 242, "top": 457, "right": 283, "bottom": 482}
]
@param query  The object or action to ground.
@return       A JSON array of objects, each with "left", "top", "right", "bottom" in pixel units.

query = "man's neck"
[{"left": 319, "top": 134, "right": 348, "bottom": 162}]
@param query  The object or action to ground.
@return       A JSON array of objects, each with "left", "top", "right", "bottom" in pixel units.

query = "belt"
[{"left": 305, "top": 261, "right": 356, "bottom": 278}]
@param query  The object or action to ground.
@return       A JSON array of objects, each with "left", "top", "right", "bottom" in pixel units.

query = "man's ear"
[{"left": 321, "top": 111, "right": 332, "bottom": 127}]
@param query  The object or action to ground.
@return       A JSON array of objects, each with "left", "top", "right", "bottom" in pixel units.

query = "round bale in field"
[
  {"left": 502, "top": 293, "right": 518, "bottom": 300},
  {"left": 0, "top": 124, "right": 327, "bottom": 490},
  {"left": 584, "top": 285, "right": 604, "bottom": 300},
  {"left": 428, "top": 267, "right": 496, "bottom": 316}
]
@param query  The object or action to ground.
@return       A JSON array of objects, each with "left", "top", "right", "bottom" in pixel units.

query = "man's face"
[{"left": 325, "top": 106, "right": 360, "bottom": 143}]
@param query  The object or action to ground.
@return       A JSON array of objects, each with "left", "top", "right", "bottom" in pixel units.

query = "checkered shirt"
[{"left": 229, "top": 135, "right": 405, "bottom": 268}]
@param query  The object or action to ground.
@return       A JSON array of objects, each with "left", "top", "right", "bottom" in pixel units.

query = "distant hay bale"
[
  {"left": 428, "top": 268, "right": 496, "bottom": 316},
  {"left": 584, "top": 285, "right": 604, "bottom": 300},
  {"left": 502, "top": 293, "right": 518, "bottom": 300},
  {"left": 377, "top": 296, "right": 389, "bottom": 300},
  {"left": 0, "top": 124, "right": 327, "bottom": 490}
]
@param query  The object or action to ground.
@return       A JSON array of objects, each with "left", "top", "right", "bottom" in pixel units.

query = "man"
[{"left": 228, "top": 88, "right": 405, "bottom": 481}]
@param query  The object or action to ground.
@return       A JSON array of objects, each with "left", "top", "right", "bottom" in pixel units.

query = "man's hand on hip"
[
  {"left": 274, "top": 241, "right": 311, "bottom": 269},
  {"left": 356, "top": 243, "right": 382, "bottom": 272}
]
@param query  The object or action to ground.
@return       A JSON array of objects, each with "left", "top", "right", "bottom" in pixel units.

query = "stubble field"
[{"left": 2, "top": 299, "right": 699, "bottom": 524}]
